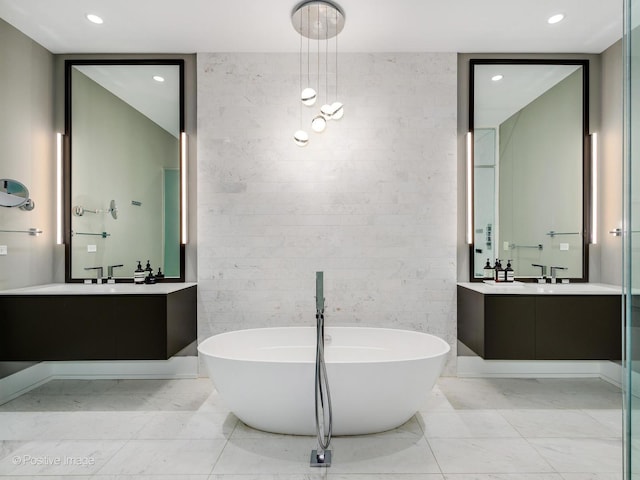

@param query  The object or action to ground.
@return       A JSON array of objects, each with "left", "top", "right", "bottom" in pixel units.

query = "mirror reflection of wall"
[
  {"left": 472, "top": 61, "right": 587, "bottom": 280},
  {"left": 69, "top": 63, "right": 181, "bottom": 280},
  {"left": 473, "top": 129, "right": 497, "bottom": 277}
]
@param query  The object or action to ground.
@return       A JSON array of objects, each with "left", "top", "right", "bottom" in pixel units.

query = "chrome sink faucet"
[
  {"left": 549, "top": 266, "right": 567, "bottom": 284},
  {"left": 107, "top": 264, "right": 124, "bottom": 278},
  {"left": 84, "top": 266, "right": 103, "bottom": 283},
  {"left": 532, "top": 263, "right": 547, "bottom": 282}
]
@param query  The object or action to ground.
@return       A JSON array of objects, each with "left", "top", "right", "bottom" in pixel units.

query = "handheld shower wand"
[{"left": 311, "top": 271, "right": 332, "bottom": 467}]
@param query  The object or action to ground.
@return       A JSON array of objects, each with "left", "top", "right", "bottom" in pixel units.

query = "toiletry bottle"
[
  {"left": 145, "top": 260, "right": 153, "bottom": 274},
  {"left": 494, "top": 259, "right": 503, "bottom": 282},
  {"left": 155, "top": 267, "right": 165, "bottom": 281},
  {"left": 145, "top": 269, "right": 156, "bottom": 284},
  {"left": 505, "top": 260, "right": 514, "bottom": 282},
  {"left": 483, "top": 258, "right": 494, "bottom": 280},
  {"left": 134, "top": 261, "right": 145, "bottom": 284}
]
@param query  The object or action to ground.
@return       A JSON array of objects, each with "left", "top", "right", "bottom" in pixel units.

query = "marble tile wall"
[{"left": 196, "top": 53, "right": 458, "bottom": 373}]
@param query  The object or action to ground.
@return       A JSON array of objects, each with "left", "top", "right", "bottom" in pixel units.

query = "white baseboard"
[
  {"left": 457, "top": 356, "right": 622, "bottom": 387},
  {"left": 0, "top": 356, "right": 199, "bottom": 406}
]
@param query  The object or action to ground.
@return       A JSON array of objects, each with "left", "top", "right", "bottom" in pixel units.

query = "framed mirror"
[
  {"left": 64, "top": 59, "right": 185, "bottom": 282},
  {"left": 469, "top": 59, "right": 590, "bottom": 281}
]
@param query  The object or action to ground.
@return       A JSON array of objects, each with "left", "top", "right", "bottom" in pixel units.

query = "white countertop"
[
  {"left": 458, "top": 281, "right": 621, "bottom": 295},
  {"left": 0, "top": 282, "right": 197, "bottom": 295}
]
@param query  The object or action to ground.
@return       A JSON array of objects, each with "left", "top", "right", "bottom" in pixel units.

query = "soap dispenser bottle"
[
  {"left": 143, "top": 260, "right": 155, "bottom": 284},
  {"left": 494, "top": 259, "right": 503, "bottom": 283},
  {"left": 483, "top": 258, "right": 494, "bottom": 280},
  {"left": 156, "top": 267, "right": 165, "bottom": 281},
  {"left": 134, "top": 261, "right": 145, "bottom": 284},
  {"left": 505, "top": 260, "right": 514, "bottom": 282}
]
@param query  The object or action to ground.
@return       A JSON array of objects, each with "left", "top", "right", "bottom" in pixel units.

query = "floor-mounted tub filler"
[
  {"left": 198, "top": 325, "right": 450, "bottom": 436},
  {"left": 199, "top": 272, "right": 450, "bottom": 468}
]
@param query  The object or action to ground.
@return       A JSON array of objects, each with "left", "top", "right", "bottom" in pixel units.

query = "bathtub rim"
[{"left": 197, "top": 326, "right": 451, "bottom": 365}]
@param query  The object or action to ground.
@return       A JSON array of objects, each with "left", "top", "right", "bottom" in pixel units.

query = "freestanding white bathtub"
[{"left": 198, "top": 326, "right": 450, "bottom": 435}]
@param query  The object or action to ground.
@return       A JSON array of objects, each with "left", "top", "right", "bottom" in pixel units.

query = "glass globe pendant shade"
[
  {"left": 311, "top": 115, "right": 326, "bottom": 133},
  {"left": 293, "top": 129, "right": 309, "bottom": 146},
  {"left": 301, "top": 87, "right": 317, "bottom": 106},
  {"left": 331, "top": 102, "right": 344, "bottom": 120},
  {"left": 320, "top": 104, "right": 334, "bottom": 119}
]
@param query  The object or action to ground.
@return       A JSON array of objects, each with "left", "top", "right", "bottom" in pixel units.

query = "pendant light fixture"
[{"left": 291, "top": 1, "right": 345, "bottom": 146}]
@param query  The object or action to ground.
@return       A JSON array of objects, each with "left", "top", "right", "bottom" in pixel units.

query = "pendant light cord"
[{"left": 299, "top": 9, "right": 303, "bottom": 129}]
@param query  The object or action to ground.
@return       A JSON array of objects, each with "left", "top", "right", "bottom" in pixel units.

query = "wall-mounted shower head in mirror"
[{"left": 0, "top": 179, "right": 35, "bottom": 210}]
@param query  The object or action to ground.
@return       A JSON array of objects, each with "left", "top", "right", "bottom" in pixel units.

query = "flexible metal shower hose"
[{"left": 315, "top": 310, "right": 332, "bottom": 452}]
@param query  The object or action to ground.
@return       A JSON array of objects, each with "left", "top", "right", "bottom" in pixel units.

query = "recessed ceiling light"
[
  {"left": 153, "top": 75, "right": 165, "bottom": 83},
  {"left": 547, "top": 13, "right": 565, "bottom": 24},
  {"left": 491, "top": 74, "right": 503, "bottom": 82},
  {"left": 86, "top": 13, "right": 104, "bottom": 24}
]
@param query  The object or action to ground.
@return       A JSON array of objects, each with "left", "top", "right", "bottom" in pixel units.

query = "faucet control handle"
[
  {"left": 107, "top": 264, "right": 124, "bottom": 278},
  {"left": 531, "top": 263, "right": 547, "bottom": 277},
  {"left": 84, "top": 266, "right": 104, "bottom": 277},
  {"left": 84, "top": 266, "right": 104, "bottom": 283},
  {"left": 549, "top": 266, "right": 568, "bottom": 284}
]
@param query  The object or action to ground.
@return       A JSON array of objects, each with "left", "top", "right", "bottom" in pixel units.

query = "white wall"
[
  {"left": 197, "top": 53, "right": 458, "bottom": 374},
  {"left": 0, "top": 18, "right": 56, "bottom": 378},
  {"left": 0, "top": 19, "right": 56, "bottom": 290},
  {"left": 599, "top": 39, "right": 623, "bottom": 285},
  {"left": 498, "top": 70, "right": 584, "bottom": 278}
]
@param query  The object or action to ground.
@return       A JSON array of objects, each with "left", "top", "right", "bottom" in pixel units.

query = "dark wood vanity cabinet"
[
  {"left": 457, "top": 285, "right": 621, "bottom": 360},
  {"left": 0, "top": 285, "right": 196, "bottom": 361}
]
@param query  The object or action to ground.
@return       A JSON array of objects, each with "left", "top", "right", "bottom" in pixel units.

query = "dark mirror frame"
[
  {"left": 64, "top": 59, "right": 186, "bottom": 283},
  {"left": 468, "top": 58, "right": 591, "bottom": 282}
]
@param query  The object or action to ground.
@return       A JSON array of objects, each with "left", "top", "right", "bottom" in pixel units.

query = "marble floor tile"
[
  {"left": 104, "top": 378, "right": 213, "bottom": 396},
  {"left": 418, "top": 385, "right": 456, "bottom": 413},
  {"left": 135, "top": 411, "right": 237, "bottom": 439},
  {"left": 0, "top": 411, "right": 153, "bottom": 440},
  {"left": 582, "top": 409, "right": 624, "bottom": 436},
  {"left": 437, "top": 378, "right": 621, "bottom": 410},
  {"left": 418, "top": 410, "right": 520, "bottom": 438},
  {"left": 0, "top": 440, "right": 25, "bottom": 464},
  {"left": 499, "top": 409, "right": 621, "bottom": 438},
  {"left": 527, "top": 437, "right": 622, "bottom": 473},
  {"left": 197, "top": 390, "right": 234, "bottom": 414},
  {"left": 327, "top": 475, "right": 444, "bottom": 480},
  {"left": 0, "top": 439, "right": 126, "bottom": 476},
  {"left": 326, "top": 437, "right": 440, "bottom": 474},
  {"left": 560, "top": 473, "right": 624, "bottom": 480},
  {"left": 0, "top": 376, "right": 627, "bottom": 478},
  {"left": 0, "top": 476, "right": 210, "bottom": 480},
  {"left": 209, "top": 475, "right": 328, "bottom": 480},
  {"left": 429, "top": 437, "right": 554, "bottom": 474},
  {"left": 443, "top": 475, "right": 564, "bottom": 480},
  {"left": 211, "top": 436, "right": 321, "bottom": 474},
  {"left": 24, "top": 379, "right": 117, "bottom": 395},
  {"left": 97, "top": 438, "right": 226, "bottom": 475}
]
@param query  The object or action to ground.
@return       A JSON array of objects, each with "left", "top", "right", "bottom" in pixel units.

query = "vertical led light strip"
[
  {"left": 56, "top": 133, "right": 63, "bottom": 245},
  {"left": 591, "top": 132, "right": 598, "bottom": 244},
  {"left": 180, "top": 132, "right": 188, "bottom": 244},
  {"left": 466, "top": 132, "right": 473, "bottom": 244}
]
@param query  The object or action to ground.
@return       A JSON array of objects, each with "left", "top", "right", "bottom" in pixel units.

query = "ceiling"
[
  {"left": 0, "top": 0, "right": 623, "bottom": 54},
  {"left": 474, "top": 64, "right": 581, "bottom": 128},
  {"left": 74, "top": 65, "right": 180, "bottom": 137}
]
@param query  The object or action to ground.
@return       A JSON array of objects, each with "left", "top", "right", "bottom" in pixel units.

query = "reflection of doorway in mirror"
[
  {"left": 473, "top": 128, "right": 498, "bottom": 277},
  {"left": 163, "top": 168, "right": 180, "bottom": 277}
]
